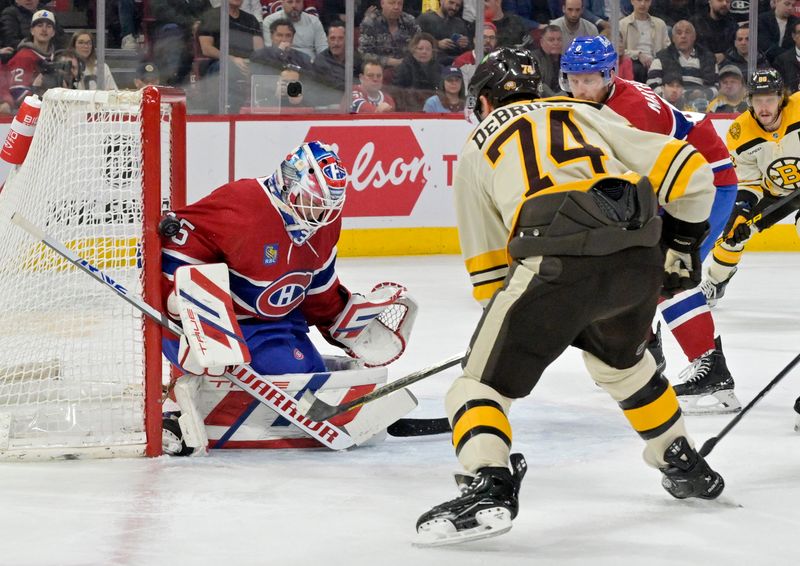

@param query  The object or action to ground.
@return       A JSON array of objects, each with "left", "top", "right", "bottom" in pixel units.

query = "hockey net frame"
[{"left": 0, "top": 87, "right": 186, "bottom": 460}]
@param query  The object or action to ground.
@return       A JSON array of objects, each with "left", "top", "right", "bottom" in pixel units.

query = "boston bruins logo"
[{"left": 766, "top": 157, "right": 800, "bottom": 190}]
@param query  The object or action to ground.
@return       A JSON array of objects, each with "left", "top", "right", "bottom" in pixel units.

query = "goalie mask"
[{"left": 268, "top": 141, "right": 348, "bottom": 245}]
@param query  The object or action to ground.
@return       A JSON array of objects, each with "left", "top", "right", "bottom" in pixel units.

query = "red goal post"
[{"left": 0, "top": 86, "right": 186, "bottom": 460}]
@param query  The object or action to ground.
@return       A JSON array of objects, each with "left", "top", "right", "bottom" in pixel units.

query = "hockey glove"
[
  {"left": 723, "top": 197, "right": 757, "bottom": 245},
  {"left": 327, "top": 282, "right": 418, "bottom": 367},
  {"left": 661, "top": 214, "right": 708, "bottom": 299}
]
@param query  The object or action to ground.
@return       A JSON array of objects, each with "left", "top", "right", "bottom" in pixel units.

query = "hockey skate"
[
  {"left": 162, "top": 413, "right": 193, "bottom": 456},
  {"left": 673, "top": 337, "right": 741, "bottom": 414},
  {"left": 647, "top": 322, "right": 666, "bottom": 373},
  {"left": 700, "top": 267, "right": 736, "bottom": 307},
  {"left": 415, "top": 453, "right": 527, "bottom": 547},
  {"left": 794, "top": 397, "right": 800, "bottom": 432},
  {"left": 660, "top": 436, "right": 724, "bottom": 500}
]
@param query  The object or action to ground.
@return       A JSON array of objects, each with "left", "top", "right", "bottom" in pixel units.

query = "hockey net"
[{"left": 0, "top": 87, "right": 186, "bottom": 460}]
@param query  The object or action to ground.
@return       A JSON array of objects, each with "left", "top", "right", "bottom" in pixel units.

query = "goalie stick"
[
  {"left": 298, "top": 352, "right": 464, "bottom": 422},
  {"left": 699, "top": 350, "right": 800, "bottom": 457},
  {"left": 10, "top": 212, "right": 416, "bottom": 451}
]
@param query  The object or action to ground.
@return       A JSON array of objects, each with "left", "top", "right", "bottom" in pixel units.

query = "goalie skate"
[
  {"left": 673, "top": 337, "right": 741, "bottom": 415},
  {"left": 415, "top": 453, "right": 526, "bottom": 547}
]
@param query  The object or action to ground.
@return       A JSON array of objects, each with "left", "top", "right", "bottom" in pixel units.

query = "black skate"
[
  {"left": 794, "top": 397, "right": 800, "bottom": 432},
  {"left": 415, "top": 453, "right": 527, "bottom": 547},
  {"left": 660, "top": 436, "right": 724, "bottom": 500},
  {"left": 673, "top": 337, "right": 741, "bottom": 414},
  {"left": 647, "top": 322, "right": 666, "bottom": 373},
  {"left": 162, "top": 413, "right": 193, "bottom": 456},
  {"left": 700, "top": 267, "right": 736, "bottom": 307}
]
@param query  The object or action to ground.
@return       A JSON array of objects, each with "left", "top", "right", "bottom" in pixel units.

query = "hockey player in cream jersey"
[
  {"left": 415, "top": 48, "right": 723, "bottom": 547},
  {"left": 704, "top": 69, "right": 800, "bottom": 303}
]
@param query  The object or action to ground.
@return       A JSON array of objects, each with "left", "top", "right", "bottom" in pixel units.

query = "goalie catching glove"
[
  {"left": 660, "top": 214, "right": 708, "bottom": 299},
  {"left": 167, "top": 263, "right": 251, "bottom": 376},
  {"left": 327, "top": 282, "right": 418, "bottom": 367}
]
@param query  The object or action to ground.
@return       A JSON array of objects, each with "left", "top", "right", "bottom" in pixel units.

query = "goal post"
[{"left": 0, "top": 86, "right": 186, "bottom": 460}]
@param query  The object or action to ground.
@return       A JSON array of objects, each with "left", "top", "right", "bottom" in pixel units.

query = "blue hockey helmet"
[
  {"left": 267, "top": 141, "right": 348, "bottom": 244},
  {"left": 559, "top": 35, "right": 617, "bottom": 92}
]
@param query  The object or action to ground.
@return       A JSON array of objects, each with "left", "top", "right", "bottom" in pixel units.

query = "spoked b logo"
[{"left": 766, "top": 157, "right": 800, "bottom": 190}]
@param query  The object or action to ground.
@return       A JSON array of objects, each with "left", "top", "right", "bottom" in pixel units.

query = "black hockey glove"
[
  {"left": 660, "top": 214, "right": 708, "bottom": 299},
  {"left": 722, "top": 198, "right": 757, "bottom": 245}
]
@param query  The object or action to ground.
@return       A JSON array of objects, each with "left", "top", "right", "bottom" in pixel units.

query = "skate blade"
[
  {"left": 678, "top": 390, "right": 742, "bottom": 415},
  {"left": 414, "top": 508, "right": 512, "bottom": 547}
]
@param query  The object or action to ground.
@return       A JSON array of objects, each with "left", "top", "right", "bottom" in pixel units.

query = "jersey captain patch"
[{"left": 256, "top": 272, "right": 314, "bottom": 317}]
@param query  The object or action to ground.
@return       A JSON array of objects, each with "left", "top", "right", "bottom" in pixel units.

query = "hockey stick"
[
  {"left": 10, "top": 212, "right": 415, "bottom": 450},
  {"left": 699, "top": 351, "right": 800, "bottom": 457},
  {"left": 713, "top": 189, "right": 800, "bottom": 248},
  {"left": 298, "top": 352, "right": 464, "bottom": 422},
  {"left": 387, "top": 417, "right": 451, "bottom": 437}
]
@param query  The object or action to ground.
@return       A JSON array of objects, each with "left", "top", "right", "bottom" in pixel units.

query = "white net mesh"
[{"left": 0, "top": 89, "right": 173, "bottom": 459}]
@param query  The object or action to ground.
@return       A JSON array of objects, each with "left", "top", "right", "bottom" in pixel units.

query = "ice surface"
[{"left": 2, "top": 254, "right": 799, "bottom": 566}]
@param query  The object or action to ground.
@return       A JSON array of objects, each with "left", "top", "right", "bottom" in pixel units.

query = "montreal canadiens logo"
[
  {"left": 256, "top": 272, "right": 313, "bottom": 317},
  {"left": 766, "top": 157, "right": 800, "bottom": 191}
]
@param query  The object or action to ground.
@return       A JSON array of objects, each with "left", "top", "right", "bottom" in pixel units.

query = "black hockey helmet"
[
  {"left": 467, "top": 47, "right": 542, "bottom": 121},
  {"left": 747, "top": 68, "right": 788, "bottom": 108}
]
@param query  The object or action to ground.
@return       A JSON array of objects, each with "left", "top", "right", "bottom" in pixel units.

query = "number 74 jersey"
[{"left": 454, "top": 97, "right": 715, "bottom": 303}]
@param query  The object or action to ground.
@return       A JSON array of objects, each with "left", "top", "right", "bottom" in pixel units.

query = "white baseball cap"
[{"left": 31, "top": 10, "right": 56, "bottom": 26}]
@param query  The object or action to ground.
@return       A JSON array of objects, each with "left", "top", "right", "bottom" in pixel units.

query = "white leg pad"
[{"left": 174, "top": 374, "right": 209, "bottom": 456}]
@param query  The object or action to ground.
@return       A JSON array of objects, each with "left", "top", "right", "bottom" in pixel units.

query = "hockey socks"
[{"left": 658, "top": 287, "right": 715, "bottom": 362}]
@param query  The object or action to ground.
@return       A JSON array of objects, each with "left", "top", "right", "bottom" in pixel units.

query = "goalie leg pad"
[{"left": 173, "top": 374, "right": 209, "bottom": 456}]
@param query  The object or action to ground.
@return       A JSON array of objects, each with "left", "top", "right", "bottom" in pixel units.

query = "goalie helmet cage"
[{"left": 0, "top": 87, "right": 186, "bottom": 460}]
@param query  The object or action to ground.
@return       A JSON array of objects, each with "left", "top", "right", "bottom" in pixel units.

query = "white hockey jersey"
[{"left": 453, "top": 97, "right": 715, "bottom": 303}]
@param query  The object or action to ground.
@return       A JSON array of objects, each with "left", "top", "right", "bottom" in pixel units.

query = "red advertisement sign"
[{"left": 305, "top": 125, "right": 427, "bottom": 217}]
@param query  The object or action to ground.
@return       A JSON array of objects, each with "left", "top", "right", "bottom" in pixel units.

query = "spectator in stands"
[
  {"left": 649, "top": 0, "right": 692, "bottom": 28},
  {"left": 262, "top": 0, "right": 326, "bottom": 59},
  {"left": 775, "top": 19, "right": 800, "bottom": 92},
  {"left": 117, "top": 0, "right": 141, "bottom": 49},
  {"left": 198, "top": 0, "right": 263, "bottom": 68},
  {"left": 251, "top": 18, "right": 312, "bottom": 71},
  {"left": 70, "top": 30, "right": 117, "bottom": 90},
  {"left": 758, "top": 0, "right": 800, "bottom": 65},
  {"left": 648, "top": 20, "right": 717, "bottom": 106},
  {"left": 7, "top": 9, "right": 55, "bottom": 106},
  {"left": 423, "top": 65, "right": 465, "bottom": 112},
  {"left": 393, "top": 31, "right": 440, "bottom": 110},
  {"left": 134, "top": 61, "right": 160, "bottom": 88},
  {"left": 351, "top": 56, "right": 396, "bottom": 112},
  {"left": 691, "top": 0, "right": 737, "bottom": 64},
  {"left": 417, "top": 0, "right": 471, "bottom": 66},
  {"left": 581, "top": 0, "right": 612, "bottom": 32},
  {"left": 453, "top": 21, "right": 496, "bottom": 85},
  {"left": 721, "top": 23, "right": 769, "bottom": 77},
  {"left": 619, "top": 0, "right": 670, "bottom": 83},
  {"left": 484, "top": 0, "right": 529, "bottom": 47},
  {"left": 35, "top": 48, "right": 82, "bottom": 93},
  {"left": 273, "top": 64, "right": 307, "bottom": 106},
  {"left": 532, "top": 24, "right": 563, "bottom": 95},
  {"left": 0, "top": 0, "right": 66, "bottom": 50},
  {"left": 150, "top": 0, "right": 210, "bottom": 86},
  {"left": 707, "top": 64, "right": 748, "bottom": 112},
  {"left": 660, "top": 72, "right": 689, "bottom": 109},
  {"left": 206, "top": 0, "right": 263, "bottom": 26},
  {"left": 311, "top": 20, "right": 359, "bottom": 90},
  {"left": 728, "top": 0, "right": 770, "bottom": 24},
  {"left": 501, "top": 0, "right": 552, "bottom": 30},
  {"left": 359, "top": 0, "right": 421, "bottom": 71},
  {"left": 550, "top": 0, "right": 597, "bottom": 54}
]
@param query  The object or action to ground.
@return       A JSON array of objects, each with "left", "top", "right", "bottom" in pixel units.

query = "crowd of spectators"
[{"left": 0, "top": 0, "right": 799, "bottom": 115}]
